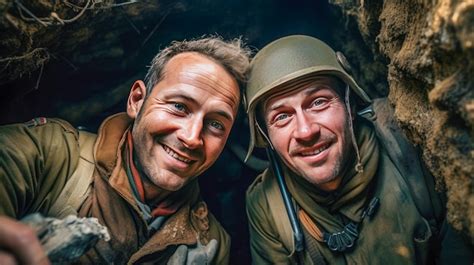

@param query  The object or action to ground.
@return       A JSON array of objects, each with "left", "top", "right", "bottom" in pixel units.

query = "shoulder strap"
[
  {"left": 263, "top": 170, "right": 326, "bottom": 265},
  {"left": 262, "top": 170, "right": 296, "bottom": 257},
  {"left": 368, "top": 98, "right": 442, "bottom": 223},
  {"left": 47, "top": 130, "right": 97, "bottom": 218},
  {"left": 301, "top": 225, "right": 326, "bottom": 265}
]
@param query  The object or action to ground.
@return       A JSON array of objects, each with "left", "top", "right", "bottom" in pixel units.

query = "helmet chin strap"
[
  {"left": 255, "top": 118, "right": 275, "bottom": 150},
  {"left": 344, "top": 84, "right": 364, "bottom": 173}
]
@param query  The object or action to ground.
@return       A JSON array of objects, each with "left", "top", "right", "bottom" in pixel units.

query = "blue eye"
[
  {"left": 209, "top": 120, "right": 224, "bottom": 130},
  {"left": 275, "top": 113, "right": 289, "bottom": 121},
  {"left": 313, "top": 98, "right": 327, "bottom": 106},
  {"left": 174, "top": 103, "right": 186, "bottom": 112},
  {"left": 311, "top": 98, "right": 332, "bottom": 110}
]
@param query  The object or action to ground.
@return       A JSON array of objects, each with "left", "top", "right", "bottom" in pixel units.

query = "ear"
[{"left": 127, "top": 80, "right": 147, "bottom": 119}]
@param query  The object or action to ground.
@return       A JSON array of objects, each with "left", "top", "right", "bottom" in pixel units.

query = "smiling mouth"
[
  {"left": 298, "top": 143, "right": 331, "bottom": 157},
  {"left": 162, "top": 144, "right": 194, "bottom": 164}
]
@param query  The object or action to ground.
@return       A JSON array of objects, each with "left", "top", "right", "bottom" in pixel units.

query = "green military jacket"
[
  {"left": 0, "top": 113, "right": 230, "bottom": 264},
  {"left": 247, "top": 149, "right": 431, "bottom": 264},
  {"left": 246, "top": 99, "right": 473, "bottom": 264}
]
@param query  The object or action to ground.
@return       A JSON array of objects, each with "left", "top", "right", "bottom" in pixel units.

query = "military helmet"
[{"left": 245, "top": 35, "right": 371, "bottom": 159}]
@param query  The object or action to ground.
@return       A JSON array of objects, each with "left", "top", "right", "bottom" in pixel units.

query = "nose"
[
  {"left": 292, "top": 111, "right": 320, "bottom": 142},
  {"left": 177, "top": 117, "right": 204, "bottom": 149}
]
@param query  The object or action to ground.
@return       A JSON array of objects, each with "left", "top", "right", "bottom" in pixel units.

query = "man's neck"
[
  {"left": 132, "top": 156, "right": 172, "bottom": 206},
  {"left": 316, "top": 178, "right": 343, "bottom": 193},
  {"left": 313, "top": 157, "right": 355, "bottom": 193}
]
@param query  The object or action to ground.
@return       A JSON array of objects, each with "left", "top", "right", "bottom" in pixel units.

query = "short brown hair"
[{"left": 144, "top": 35, "right": 252, "bottom": 94}]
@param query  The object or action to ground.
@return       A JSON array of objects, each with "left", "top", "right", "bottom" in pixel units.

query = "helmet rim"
[{"left": 244, "top": 35, "right": 371, "bottom": 161}]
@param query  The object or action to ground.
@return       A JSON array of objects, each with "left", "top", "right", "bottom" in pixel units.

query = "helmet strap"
[
  {"left": 255, "top": 118, "right": 275, "bottom": 150},
  {"left": 344, "top": 85, "right": 363, "bottom": 173}
]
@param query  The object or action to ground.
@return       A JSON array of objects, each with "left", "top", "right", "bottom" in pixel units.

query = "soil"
[
  {"left": 1, "top": 0, "right": 472, "bottom": 251},
  {"left": 332, "top": 0, "right": 474, "bottom": 243}
]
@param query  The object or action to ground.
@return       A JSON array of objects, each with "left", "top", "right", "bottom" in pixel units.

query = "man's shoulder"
[
  {"left": 246, "top": 169, "right": 272, "bottom": 200},
  {"left": 0, "top": 117, "right": 80, "bottom": 154},
  {"left": 23, "top": 117, "right": 78, "bottom": 134},
  {"left": 1, "top": 117, "right": 77, "bottom": 134},
  {"left": 246, "top": 169, "right": 278, "bottom": 217}
]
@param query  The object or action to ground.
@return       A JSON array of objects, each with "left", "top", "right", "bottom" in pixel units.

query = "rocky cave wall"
[
  {"left": 0, "top": 0, "right": 472, "bottom": 255},
  {"left": 0, "top": 1, "right": 341, "bottom": 262},
  {"left": 331, "top": 0, "right": 474, "bottom": 243}
]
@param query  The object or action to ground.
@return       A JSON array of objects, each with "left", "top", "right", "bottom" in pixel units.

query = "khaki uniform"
[
  {"left": 246, "top": 116, "right": 472, "bottom": 265},
  {"left": 248, "top": 151, "right": 430, "bottom": 264},
  {"left": 0, "top": 113, "right": 230, "bottom": 264},
  {"left": 243, "top": 35, "right": 473, "bottom": 265}
]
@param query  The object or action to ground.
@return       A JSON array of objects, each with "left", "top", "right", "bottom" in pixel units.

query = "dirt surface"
[
  {"left": 0, "top": 1, "right": 340, "bottom": 263},
  {"left": 1, "top": 0, "right": 472, "bottom": 254},
  {"left": 331, "top": 0, "right": 474, "bottom": 243}
]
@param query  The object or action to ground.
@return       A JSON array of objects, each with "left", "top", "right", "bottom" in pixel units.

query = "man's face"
[
  {"left": 128, "top": 52, "right": 240, "bottom": 191},
  {"left": 263, "top": 77, "right": 353, "bottom": 191}
]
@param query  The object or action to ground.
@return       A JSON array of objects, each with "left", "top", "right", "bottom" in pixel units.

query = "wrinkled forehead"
[
  {"left": 164, "top": 52, "right": 240, "bottom": 111},
  {"left": 261, "top": 75, "right": 344, "bottom": 111}
]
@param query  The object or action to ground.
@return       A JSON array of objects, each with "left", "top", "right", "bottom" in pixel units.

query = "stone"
[{"left": 21, "top": 213, "right": 110, "bottom": 264}]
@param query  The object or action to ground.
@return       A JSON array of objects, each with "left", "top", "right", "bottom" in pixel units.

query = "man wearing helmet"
[{"left": 245, "top": 35, "right": 472, "bottom": 264}]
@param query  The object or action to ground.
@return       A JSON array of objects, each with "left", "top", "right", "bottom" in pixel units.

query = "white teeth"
[
  {"left": 301, "top": 144, "right": 329, "bottom": 156},
  {"left": 163, "top": 145, "right": 192, "bottom": 163}
]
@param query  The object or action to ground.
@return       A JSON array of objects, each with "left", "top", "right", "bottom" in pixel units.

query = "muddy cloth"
[
  {"left": 0, "top": 113, "right": 230, "bottom": 264},
  {"left": 246, "top": 118, "right": 472, "bottom": 264}
]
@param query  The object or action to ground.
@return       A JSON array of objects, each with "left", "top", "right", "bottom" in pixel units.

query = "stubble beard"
[
  {"left": 131, "top": 108, "right": 161, "bottom": 188},
  {"left": 305, "top": 153, "right": 343, "bottom": 186},
  {"left": 316, "top": 123, "right": 355, "bottom": 187},
  {"left": 306, "top": 127, "right": 352, "bottom": 188}
]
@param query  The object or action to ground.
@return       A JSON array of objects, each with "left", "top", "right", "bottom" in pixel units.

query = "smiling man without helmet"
[{"left": 0, "top": 36, "right": 251, "bottom": 265}]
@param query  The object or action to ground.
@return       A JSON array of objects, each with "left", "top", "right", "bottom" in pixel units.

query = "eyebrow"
[
  {"left": 303, "top": 86, "right": 326, "bottom": 97},
  {"left": 268, "top": 101, "right": 286, "bottom": 112},
  {"left": 215, "top": 110, "right": 234, "bottom": 122},
  {"left": 165, "top": 93, "right": 234, "bottom": 122},
  {"left": 267, "top": 86, "right": 326, "bottom": 111}
]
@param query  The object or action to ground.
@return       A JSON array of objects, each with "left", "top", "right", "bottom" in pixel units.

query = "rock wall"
[
  {"left": 0, "top": 1, "right": 336, "bottom": 263},
  {"left": 1, "top": 0, "right": 472, "bottom": 254},
  {"left": 331, "top": 0, "right": 474, "bottom": 243}
]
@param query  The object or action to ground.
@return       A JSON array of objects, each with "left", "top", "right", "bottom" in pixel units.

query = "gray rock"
[{"left": 21, "top": 213, "right": 110, "bottom": 264}]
